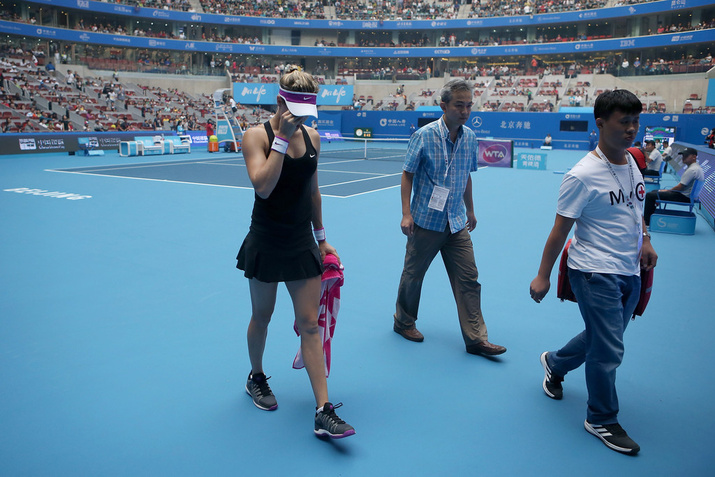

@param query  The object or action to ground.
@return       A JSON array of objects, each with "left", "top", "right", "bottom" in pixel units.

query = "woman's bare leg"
[
  {"left": 286, "top": 276, "right": 328, "bottom": 407},
  {"left": 247, "top": 278, "right": 278, "bottom": 374}
]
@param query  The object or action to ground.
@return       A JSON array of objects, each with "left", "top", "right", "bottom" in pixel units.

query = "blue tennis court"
[
  {"left": 49, "top": 144, "right": 406, "bottom": 198},
  {"left": 1, "top": 146, "right": 713, "bottom": 476}
]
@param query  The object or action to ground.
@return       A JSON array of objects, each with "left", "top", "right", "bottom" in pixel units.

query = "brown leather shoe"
[
  {"left": 393, "top": 324, "right": 424, "bottom": 342},
  {"left": 466, "top": 340, "right": 506, "bottom": 356}
]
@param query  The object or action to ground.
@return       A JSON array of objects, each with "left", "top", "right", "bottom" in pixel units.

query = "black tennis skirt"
[{"left": 236, "top": 232, "right": 322, "bottom": 283}]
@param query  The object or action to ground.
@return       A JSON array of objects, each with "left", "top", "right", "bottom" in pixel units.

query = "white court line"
[
  {"left": 201, "top": 157, "right": 367, "bottom": 167},
  {"left": 339, "top": 184, "right": 401, "bottom": 198},
  {"left": 204, "top": 160, "right": 389, "bottom": 177},
  {"left": 201, "top": 159, "right": 246, "bottom": 167},
  {"left": 48, "top": 169, "right": 256, "bottom": 191},
  {"left": 319, "top": 172, "right": 402, "bottom": 189},
  {"left": 46, "top": 160, "right": 219, "bottom": 174},
  {"left": 318, "top": 158, "right": 366, "bottom": 165},
  {"left": 317, "top": 168, "right": 390, "bottom": 176},
  {"left": 47, "top": 160, "right": 406, "bottom": 198},
  {"left": 202, "top": 161, "right": 245, "bottom": 167},
  {"left": 48, "top": 167, "right": 350, "bottom": 198}
]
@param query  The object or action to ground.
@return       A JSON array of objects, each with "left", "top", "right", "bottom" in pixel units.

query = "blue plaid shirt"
[{"left": 403, "top": 117, "right": 479, "bottom": 233}]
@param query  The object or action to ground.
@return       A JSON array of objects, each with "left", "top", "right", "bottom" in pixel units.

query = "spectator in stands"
[
  {"left": 643, "top": 140, "right": 663, "bottom": 176},
  {"left": 393, "top": 78, "right": 506, "bottom": 357},
  {"left": 153, "top": 116, "right": 163, "bottom": 130},
  {"left": 706, "top": 128, "right": 715, "bottom": 148},
  {"left": 530, "top": 89, "right": 657, "bottom": 456},
  {"left": 644, "top": 148, "right": 704, "bottom": 226},
  {"left": 236, "top": 66, "right": 354, "bottom": 439}
]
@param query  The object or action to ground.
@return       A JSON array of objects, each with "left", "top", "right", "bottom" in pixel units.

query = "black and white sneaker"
[
  {"left": 584, "top": 420, "right": 640, "bottom": 455},
  {"left": 245, "top": 372, "right": 278, "bottom": 411},
  {"left": 314, "top": 402, "right": 355, "bottom": 439},
  {"left": 540, "top": 351, "right": 563, "bottom": 400}
]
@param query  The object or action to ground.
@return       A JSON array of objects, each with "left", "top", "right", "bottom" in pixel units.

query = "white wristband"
[
  {"left": 271, "top": 136, "right": 289, "bottom": 154},
  {"left": 313, "top": 227, "right": 326, "bottom": 242}
]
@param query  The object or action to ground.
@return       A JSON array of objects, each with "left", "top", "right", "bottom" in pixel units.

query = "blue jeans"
[{"left": 547, "top": 269, "right": 640, "bottom": 424}]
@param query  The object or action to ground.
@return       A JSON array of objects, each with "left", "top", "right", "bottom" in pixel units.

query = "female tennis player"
[{"left": 236, "top": 66, "right": 355, "bottom": 439}]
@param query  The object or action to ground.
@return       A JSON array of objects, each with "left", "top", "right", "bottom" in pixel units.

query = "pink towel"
[{"left": 293, "top": 253, "right": 344, "bottom": 377}]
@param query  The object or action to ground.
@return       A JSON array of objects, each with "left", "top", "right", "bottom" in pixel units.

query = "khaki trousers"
[{"left": 394, "top": 225, "right": 488, "bottom": 345}]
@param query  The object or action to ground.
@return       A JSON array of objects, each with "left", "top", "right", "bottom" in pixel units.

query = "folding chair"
[
  {"left": 644, "top": 160, "right": 666, "bottom": 190},
  {"left": 650, "top": 180, "right": 704, "bottom": 235}
]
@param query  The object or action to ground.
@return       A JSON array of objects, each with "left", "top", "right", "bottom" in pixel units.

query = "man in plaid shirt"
[{"left": 393, "top": 79, "right": 506, "bottom": 357}]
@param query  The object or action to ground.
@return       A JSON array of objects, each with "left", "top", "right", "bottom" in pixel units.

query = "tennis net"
[{"left": 320, "top": 136, "right": 410, "bottom": 162}]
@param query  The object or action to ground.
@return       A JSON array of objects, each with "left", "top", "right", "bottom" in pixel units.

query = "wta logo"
[{"left": 480, "top": 143, "right": 509, "bottom": 163}]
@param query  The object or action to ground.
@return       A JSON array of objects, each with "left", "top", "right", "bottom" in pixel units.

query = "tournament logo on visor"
[{"left": 279, "top": 87, "right": 318, "bottom": 118}]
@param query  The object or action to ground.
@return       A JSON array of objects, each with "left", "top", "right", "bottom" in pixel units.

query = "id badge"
[{"left": 428, "top": 186, "right": 450, "bottom": 212}]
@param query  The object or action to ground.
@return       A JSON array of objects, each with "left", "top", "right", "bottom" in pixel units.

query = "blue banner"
[
  {"left": 336, "top": 111, "right": 714, "bottom": 152},
  {"left": 2, "top": 113, "right": 712, "bottom": 157},
  {"left": 2, "top": 20, "right": 712, "bottom": 58},
  {"left": 233, "top": 83, "right": 279, "bottom": 105},
  {"left": 516, "top": 152, "right": 548, "bottom": 170},
  {"left": 317, "top": 112, "right": 343, "bottom": 132},
  {"left": 27, "top": 0, "right": 713, "bottom": 31},
  {"left": 231, "top": 84, "right": 353, "bottom": 106},
  {"left": 318, "top": 85, "right": 353, "bottom": 106},
  {"left": 707, "top": 79, "right": 715, "bottom": 107},
  {"left": 185, "top": 130, "right": 209, "bottom": 145}
]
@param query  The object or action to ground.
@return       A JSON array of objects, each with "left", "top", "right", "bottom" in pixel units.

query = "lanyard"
[
  {"left": 439, "top": 119, "right": 460, "bottom": 180},
  {"left": 594, "top": 147, "right": 642, "bottom": 230}
]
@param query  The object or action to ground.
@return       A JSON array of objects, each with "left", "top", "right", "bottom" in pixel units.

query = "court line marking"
[
  {"left": 46, "top": 168, "right": 397, "bottom": 198},
  {"left": 318, "top": 172, "right": 402, "bottom": 188},
  {"left": 48, "top": 169, "right": 256, "bottom": 190},
  {"left": 318, "top": 158, "right": 368, "bottom": 165},
  {"left": 340, "top": 184, "right": 401, "bottom": 198},
  {"left": 199, "top": 158, "right": 377, "bottom": 168},
  {"left": 195, "top": 161, "right": 396, "bottom": 177},
  {"left": 49, "top": 156, "right": 392, "bottom": 173},
  {"left": 200, "top": 161, "right": 245, "bottom": 167},
  {"left": 46, "top": 154, "right": 413, "bottom": 198},
  {"left": 47, "top": 160, "right": 224, "bottom": 174},
  {"left": 319, "top": 169, "right": 394, "bottom": 176}
]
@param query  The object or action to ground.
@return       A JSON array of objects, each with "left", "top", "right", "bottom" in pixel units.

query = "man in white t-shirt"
[
  {"left": 530, "top": 89, "right": 657, "bottom": 456},
  {"left": 662, "top": 142, "right": 673, "bottom": 162},
  {"left": 643, "top": 147, "right": 704, "bottom": 226},
  {"left": 643, "top": 140, "right": 663, "bottom": 177}
]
